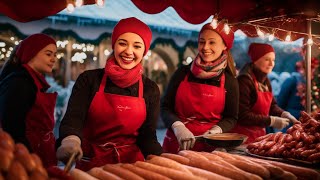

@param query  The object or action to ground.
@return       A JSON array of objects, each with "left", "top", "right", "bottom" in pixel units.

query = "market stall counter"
[{"left": 67, "top": 150, "right": 319, "bottom": 179}]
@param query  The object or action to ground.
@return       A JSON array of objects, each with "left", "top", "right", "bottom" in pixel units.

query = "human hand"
[
  {"left": 56, "top": 135, "right": 83, "bottom": 164},
  {"left": 203, "top": 125, "right": 222, "bottom": 136},
  {"left": 281, "top": 111, "right": 300, "bottom": 124},
  {"left": 172, "top": 121, "right": 195, "bottom": 150},
  {"left": 270, "top": 116, "right": 290, "bottom": 130}
]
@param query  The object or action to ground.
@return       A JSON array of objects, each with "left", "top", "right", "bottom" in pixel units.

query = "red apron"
[
  {"left": 23, "top": 64, "right": 57, "bottom": 168},
  {"left": 231, "top": 74, "right": 273, "bottom": 144},
  {"left": 77, "top": 73, "right": 145, "bottom": 171},
  {"left": 163, "top": 73, "right": 226, "bottom": 153}
]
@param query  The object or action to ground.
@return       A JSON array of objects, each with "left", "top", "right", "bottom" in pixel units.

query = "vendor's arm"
[
  {"left": 58, "top": 70, "right": 101, "bottom": 146},
  {"left": 237, "top": 75, "right": 271, "bottom": 127},
  {"left": 0, "top": 74, "right": 35, "bottom": 150},
  {"left": 136, "top": 76, "right": 163, "bottom": 157},
  {"left": 160, "top": 66, "right": 187, "bottom": 128},
  {"left": 217, "top": 71, "right": 239, "bottom": 132}
]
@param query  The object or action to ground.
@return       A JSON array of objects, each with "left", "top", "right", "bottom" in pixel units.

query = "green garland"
[{"left": 0, "top": 23, "right": 198, "bottom": 63}]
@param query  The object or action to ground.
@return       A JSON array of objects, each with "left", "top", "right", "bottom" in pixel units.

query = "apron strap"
[
  {"left": 251, "top": 73, "right": 260, "bottom": 91},
  {"left": 99, "top": 73, "right": 108, "bottom": 92},
  {"left": 98, "top": 142, "right": 132, "bottom": 163},
  {"left": 183, "top": 73, "right": 189, "bottom": 82},
  {"left": 22, "top": 64, "right": 45, "bottom": 92}
]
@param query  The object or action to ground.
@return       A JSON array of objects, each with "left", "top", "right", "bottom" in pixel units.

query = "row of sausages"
[
  {"left": 0, "top": 130, "right": 72, "bottom": 180},
  {"left": 0, "top": 130, "right": 49, "bottom": 180},
  {"left": 70, "top": 150, "right": 320, "bottom": 180},
  {"left": 247, "top": 111, "right": 320, "bottom": 162}
]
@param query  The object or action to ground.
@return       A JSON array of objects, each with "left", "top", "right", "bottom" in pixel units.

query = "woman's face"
[
  {"left": 198, "top": 29, "right": 227, "bottom": 63},
  {"left": 114, "top": 32, "right": 145, "bottom": 70},
  {"left": 254, "top": 52, "right": 276, "bottom": 74},
  {"left": 28, "top": 44, "right": 57, "bottom": 74}
]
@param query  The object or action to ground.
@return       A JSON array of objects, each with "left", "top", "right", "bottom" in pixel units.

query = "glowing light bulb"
[
  {"left": 268, "top": 33, "right": 274, "bottom": 41},
  {"left": 66, "top": 3, "right": 75, "bottom": 13},
  {"left": 257, "top": 29, "right": 264, "bottom": 38},
  {"left": 223, "top": 24, "right": 230, "bottom": 34},
  {"left": 96, "top": 0, "right": 104, "bottom": 7},
  {"left": 210, "top": 19, "right": 218, "bottom": 29},
  {"left": 307, "top": 38, "right": 313, "bottom": 45},
  {"left": 285, "top": 33, "right": 291, "bottom": 42},
  {"left": 75, "top": 0, "right": 83, "bottom": 7}
]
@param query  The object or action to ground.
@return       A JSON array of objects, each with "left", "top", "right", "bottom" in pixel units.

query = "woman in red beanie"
[
  {"left": 230, "top": 43, "right": 299, "bottom": 143},
  {"left": 56, "top": 17, "right": 162, "bottom": 171},
  {"left": 161, "top": 22, "right": 239, "bottom": 153},
  {"left": 0, "top": 33, "right": 58, "bottom": 167}
]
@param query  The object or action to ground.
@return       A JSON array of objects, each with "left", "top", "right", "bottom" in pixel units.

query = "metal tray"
[{"left": 196, "top": 133, "right": 248, "bottom": 147}]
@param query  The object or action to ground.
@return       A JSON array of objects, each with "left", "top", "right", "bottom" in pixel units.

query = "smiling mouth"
[
  {"left": 203, "top": 52, "right": 213, "bottom": 56},
  {"left": 121, "top": 56, "right": 134, "bottom": 64}
]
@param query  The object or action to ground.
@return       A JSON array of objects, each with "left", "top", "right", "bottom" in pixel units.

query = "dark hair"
[{"left": 0, "top": 46, "right": 21, "bottom": 80}]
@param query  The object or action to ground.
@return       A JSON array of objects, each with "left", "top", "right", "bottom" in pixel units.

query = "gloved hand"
[
  {"left": 172, "top": 121, "right": 195, "bottom": 150},
  {"left": 281, "top": 111, "right": 300, "bottom": 124},
  {"left": 203, "top": 125, "right": 222, "bottom": 136},
  {"left": 56, "top": 135, "right": 83, "bottom": 164},
  {"left": 270, "top": 116, "right": 290, "bottom": 130}
]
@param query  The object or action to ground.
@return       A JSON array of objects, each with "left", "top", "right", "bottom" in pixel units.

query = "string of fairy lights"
[
  {"left": 0, "top": 36, "right": 153, "bottom": 64},
  {"left": 65, "top": 0, "right": 105, "bottom": 13},
  {"left": 209, "top": 16, "right": 319, "bottom": 47},
  {"left": 0, "top": 37, "right": 98, "bottom": 63},
  {"left": 1, "top": 4, "right": 320, "bottom": 64}
]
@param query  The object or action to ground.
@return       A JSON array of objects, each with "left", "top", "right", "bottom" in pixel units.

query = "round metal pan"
[{"left": 195, "top": 133, "right": 248, "bottom": 147}]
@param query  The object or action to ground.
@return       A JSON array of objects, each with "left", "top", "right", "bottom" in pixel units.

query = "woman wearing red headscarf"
[
  {"left": 231, "top": 43, "right": 299, "bottom": 143},
  {"left": 0, "top": 33, "right": 58, "bottom": 167},
  {"left": 56, "top": 17, "right": 162, "bottom": 171},
  {"left": 161, "top": 22, "right": 239, "bottom": 153}
]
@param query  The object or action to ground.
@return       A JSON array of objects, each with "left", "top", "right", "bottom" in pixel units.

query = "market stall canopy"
[
  {"left": 1, "top": 0, "right": 319, "bottom": 41},
  {"left": 131, "top": 0, "right": 320, "bottom": 41}
]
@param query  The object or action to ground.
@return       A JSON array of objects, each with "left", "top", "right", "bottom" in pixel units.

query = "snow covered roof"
[{"left": 56, "top": 0, "right": 211, "bottom": 32}]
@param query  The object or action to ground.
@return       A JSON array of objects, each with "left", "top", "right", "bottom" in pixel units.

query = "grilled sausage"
[
  {"left": 6, "top": 160, "right": 28, "bottom": 180},
  {"left": 221, "top": 156, "right": 270, "bottom": 179},
  {"left": 0, "top": 148, "right": 14, "bottom": 171},
  {"left": 160, "top": 153, "right": 190, "bottom": 165},
  {"left": 88, "top": 167, "right": 123, "bottom": 180},
  {"left": 121, "top": 163, "right": 170, "bottom": 180},
  {"left": 0, "top": 130, "right": 15, "bottom": 151},
  {"left": 183, "top": 165, "right": 232, "bottom": 180},
  {"left": 147, "top": 155, "right": 193, "bottom": 175},
  {"left": 103, "top": 164, "right": 144, "bottom": 180},
  {"left": 134, "top": 161, "right": 202, "bottom": 180},
  {"left": 183, "top": 152, "right": 260, "bottom": 180},
  {"left": 245, "top": 156, "right": 320, "bottom": 180}
]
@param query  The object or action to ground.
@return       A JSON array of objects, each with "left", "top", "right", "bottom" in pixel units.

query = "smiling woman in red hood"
[{"left": 56, "top": 17, "right": 162, "bottom": 171}]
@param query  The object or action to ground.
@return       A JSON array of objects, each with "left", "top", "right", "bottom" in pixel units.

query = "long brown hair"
[{"left": 226, "top": 50, "right": 237, "bottom": 77}]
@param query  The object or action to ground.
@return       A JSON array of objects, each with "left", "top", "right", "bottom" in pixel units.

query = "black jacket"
[
  {"left": 0, "top": 66, "right": 37, "bottom": 150},
  {"left": 237, "top": 63, "right": 283, "bottom": 127}
]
